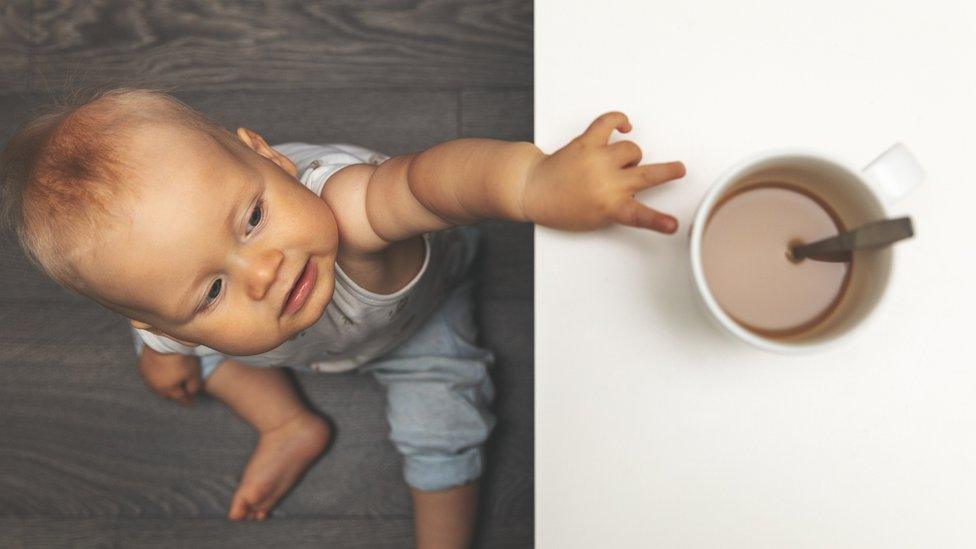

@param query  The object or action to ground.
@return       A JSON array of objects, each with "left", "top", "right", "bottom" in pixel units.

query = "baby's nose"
[{"left": 238, "top": 248, "right": 284, "bottom": 301}]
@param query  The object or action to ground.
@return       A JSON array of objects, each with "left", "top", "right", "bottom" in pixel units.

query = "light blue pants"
[{"left": 359, "top": 273, "right": 496, "bottom": 491}]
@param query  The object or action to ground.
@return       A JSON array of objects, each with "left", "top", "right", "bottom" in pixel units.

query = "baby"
[{"left": 0, "top": 88, "right": 684, "bottom": 548}]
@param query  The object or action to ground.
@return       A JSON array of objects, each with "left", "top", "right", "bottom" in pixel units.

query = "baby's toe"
[{"left": 228, "top": 492, "right": 253, "bottom": 521}]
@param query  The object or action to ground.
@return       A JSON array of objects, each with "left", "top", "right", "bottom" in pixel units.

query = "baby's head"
[{"left": 0, "top": 88, "right": 340, "bottom": 355}]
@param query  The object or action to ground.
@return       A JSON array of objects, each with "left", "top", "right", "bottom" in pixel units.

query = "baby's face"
[{"left": 81, "top": 122, "right": 340, "bottom": 355}]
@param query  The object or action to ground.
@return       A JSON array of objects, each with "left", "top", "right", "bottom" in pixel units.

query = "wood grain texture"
[
  {"left": 462, "top": 88, "right": 533, "bottom": 141},
  {"left": 176, "top": 88, "right": 460, "bottom": 156},
  {"left": 0, "top": 2, "right": 30, "bottom": 91},
  {"left": 474, "top": 220, "right": 533, "bottom": 301},
  {"left": 23, "top": 0, "right": 531, "bottom": 93},
  {"left": 0, "top": 515, "right": 533, "bottom": 548}
]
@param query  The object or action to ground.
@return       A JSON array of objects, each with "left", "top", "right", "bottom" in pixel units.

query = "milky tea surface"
[{"left": 701, "top": 183, "right": 851, "bottom": 336}]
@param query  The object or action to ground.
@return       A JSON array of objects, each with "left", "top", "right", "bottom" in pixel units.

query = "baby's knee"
[{"left": 384, "top": 371, "right": 497, "bottom": 491}]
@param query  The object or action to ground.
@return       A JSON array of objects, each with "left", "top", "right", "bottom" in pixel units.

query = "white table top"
[{"left": 535, "top": 1, "right": 976, "bottom": 547}]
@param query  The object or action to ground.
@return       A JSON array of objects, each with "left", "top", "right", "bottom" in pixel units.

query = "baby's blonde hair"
[{"left": 0, "top": 87, "right": 228, "bottom": 298}]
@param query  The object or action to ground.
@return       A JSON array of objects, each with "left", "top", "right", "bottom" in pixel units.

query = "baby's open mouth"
[{"left": 282, "top": 258, "right": 316, "bottom": 316}]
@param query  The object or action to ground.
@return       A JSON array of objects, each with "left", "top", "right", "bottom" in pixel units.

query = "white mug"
[{"left": 688, "top": 144, "right": 924, "bottom": 354}]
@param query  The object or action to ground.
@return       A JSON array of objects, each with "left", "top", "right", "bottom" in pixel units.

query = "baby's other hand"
[
  {"left": 137, "top": 346, "right": 202, "bottom": 405},
  {"left": 521, "top": 111, "right": 685, "bottom": 234}
]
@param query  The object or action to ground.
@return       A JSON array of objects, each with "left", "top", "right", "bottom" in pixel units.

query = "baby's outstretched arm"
[{"left": 330, "top": 111, "right": 685, "bottom": 248}]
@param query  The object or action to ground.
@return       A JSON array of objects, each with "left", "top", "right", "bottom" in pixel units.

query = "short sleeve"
[
  {"left": 130, "top": 327, "right": 228, "bottom": 379},
  {"left": 273, "top": 143, "right": 390, "bottom": 197}
]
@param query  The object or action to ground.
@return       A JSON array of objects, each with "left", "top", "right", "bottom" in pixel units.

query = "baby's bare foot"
[{"left": 228, "top": 411, "right": 331, "bottom": 521}]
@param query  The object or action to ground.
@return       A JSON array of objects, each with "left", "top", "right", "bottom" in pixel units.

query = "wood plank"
[
  {"left": 0, "top": 518, "right": 412, "bottom": 548},
  {"left": 0, "top": 2, "right": 30, "bottom": 92},
  {"left": 25, "top": 0, "right": 532, "bottom": 93},
  {"left": 473, "top": 220, "right": 533, "bottom": 301},
  {"left": 0, "top": 241, "right": 86, "bottom": 306},
  {"left": 0, "top": 93, "right": 42, "bottom": 140},
  {"left": 461, "top": 88, "right": 534, "bottom": 141},
  {"left": 477, "top": 299, "right": 534, "bottom": 522},
  {"left": 0, "top": 515, "right": 533, "bottom": 548},
  {"left": 0, "top": 88, "right": 459, "bottom": 156},
  {"left": 175, "top": 89, "right": 458, "bottom": 156}
]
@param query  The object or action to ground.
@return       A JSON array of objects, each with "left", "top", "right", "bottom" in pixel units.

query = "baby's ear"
[
  {"left": 128, "top": 319, "right": 199, "bottom": 347},
  {"left": 236, "top": 127, "right": 298, "bottom": 177}
]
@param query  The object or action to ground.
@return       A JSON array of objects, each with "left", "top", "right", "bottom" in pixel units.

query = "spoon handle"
[{"left": 790, "top": 217, "right": 914, "bottom": 263}]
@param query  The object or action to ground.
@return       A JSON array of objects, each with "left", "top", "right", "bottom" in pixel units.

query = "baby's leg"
[
  {"left": 203, "top": 361, "right": 331, "bottom": 521},
  {"left": 362, "top": 278, "right": 496, "bottom": 548},
  {"left": 411, "top": 481, "right": 480, "bottom": 549}
]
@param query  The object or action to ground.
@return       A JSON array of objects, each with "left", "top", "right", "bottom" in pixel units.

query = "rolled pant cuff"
[{"left": 404, "top": 447, "right": 484, "bottom": 492}]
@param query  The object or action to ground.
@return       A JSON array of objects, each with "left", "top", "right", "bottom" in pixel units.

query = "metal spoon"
[{"left": 788, "top": 217, "right": 914, "bottom": 263}]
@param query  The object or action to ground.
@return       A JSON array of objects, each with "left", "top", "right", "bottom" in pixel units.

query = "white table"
[{"left": 535, "top": 1, "right": 976, "bottom": 547}]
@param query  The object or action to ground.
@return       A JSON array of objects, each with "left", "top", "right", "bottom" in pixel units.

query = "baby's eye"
[
  {"left": 246, "top": 200, "right": 264, "bottom": 235},
  {"left": 203, "top": 279, "right": 222, "bottom": 308}
]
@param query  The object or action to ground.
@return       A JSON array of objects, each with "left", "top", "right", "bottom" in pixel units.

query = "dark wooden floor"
[{"left": 0, "top": 1, "right": 533, "bottom": 547}]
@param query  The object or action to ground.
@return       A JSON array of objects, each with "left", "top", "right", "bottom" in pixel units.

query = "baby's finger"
[
  {"left": 581, "top": 111, "right": 631, "bottom": 146},
  {"left": 608, "top": 140, "right": 642, "bottom": 168},
  {"left": 183, "top": 377, "right": 201, "bottom": 396},
  {"left": 168, "top": 387, "right": 191, "bottom": 405},
  {"left": 628, "top": 161, "right": 686, "bottom": 191},
  {"left": 612, "top": 200, "right": 678, "bottom": 234}
]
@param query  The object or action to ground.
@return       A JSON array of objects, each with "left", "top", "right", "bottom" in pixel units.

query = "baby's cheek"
[
  {"left": 221, "top": 326, "right": 286, "bottom": 356},
  {"left": 190, "top": 321, "right": 263, "bottom": 356},
  {"left": 314, "top": 202, "right": 341, "bottom": 251}
]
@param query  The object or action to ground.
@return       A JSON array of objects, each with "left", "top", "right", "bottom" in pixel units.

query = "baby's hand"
[
  {"left": 137, "top": 346, "right": 202, "bottom": 406},
  {"left": 521, "top": 111, "right": 685, "bottom": 234}
]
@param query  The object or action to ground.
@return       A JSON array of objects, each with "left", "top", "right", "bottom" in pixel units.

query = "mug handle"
[{"left": 862, "top": 143, "right": 925, "bottom": 204}]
